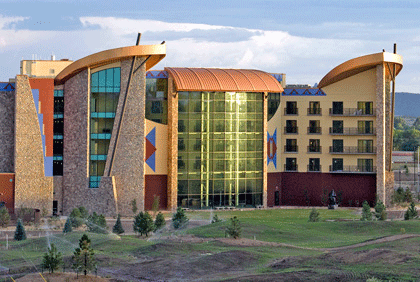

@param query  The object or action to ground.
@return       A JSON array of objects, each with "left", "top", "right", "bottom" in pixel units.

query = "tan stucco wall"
[
  {"left": 21, "top": 60, "right": 73, "bottom": 78},
  {"left": 145, "top": 120, "right": 168, "bottom": 175}
]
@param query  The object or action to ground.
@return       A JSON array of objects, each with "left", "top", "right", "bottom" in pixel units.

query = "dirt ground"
[{"left": 16, "top": 272, "right": 110, "bottom": 282}]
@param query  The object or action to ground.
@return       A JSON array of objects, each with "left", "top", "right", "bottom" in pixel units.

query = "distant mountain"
[{"left": 395, "top": 92, "right": 420, "bottom": 117}]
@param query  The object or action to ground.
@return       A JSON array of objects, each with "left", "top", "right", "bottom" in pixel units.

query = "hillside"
[{"left": 395, "top": 92, "right": 420, "bottom": 117}]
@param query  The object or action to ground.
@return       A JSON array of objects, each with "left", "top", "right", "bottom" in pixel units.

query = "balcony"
[
  {"left": 329, "top": 146, "right": 377, "bottom": 154},
  {"left": 329, "top": 127, "right": 376, "bottom": 135},
  {"left": 307, "top": 146, "right": 322, "bottom": 153},
  {"left": 284, "top": 126, "right": 298, "bottom": 134},
  {"left": 307, "top": 127, "right": 322, "bottom": 134},
  {"left": 307, "top": 108, "right": 322, "bottom": 115},
  {"left": 284, "top": 108, "right": 298, "bottom": 115},
  {"left": 284, "top": 164, "right": 298, "bottom": 172},
  {"left": 284, "top": 145, "right": 298, "bottom": 153},
  {"left": 329, "top": 108, "right": 376, "bottom": 116},
  {"left": 307, "top": 164, "right": 322, "bottom": 172},
  {"left": 329, "top": 165, "right": 377, "bottom": 173}
]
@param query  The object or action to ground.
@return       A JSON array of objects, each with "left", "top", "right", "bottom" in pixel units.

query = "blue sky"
[{"left": 0, "top": 0, "right": 419, "bottom": 92}]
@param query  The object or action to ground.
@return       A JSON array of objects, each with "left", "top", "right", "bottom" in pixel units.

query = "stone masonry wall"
[
  {"left": 376, "top": 64, "right": 386, "bottom": 204},
  {"left": 0, "top": 91, "right": 15, "bottom": 172}
]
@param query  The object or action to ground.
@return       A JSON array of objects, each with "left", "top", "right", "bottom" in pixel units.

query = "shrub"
[
  {"left": 154, "top": 212, "right": 166, "bottom": 231},
  {"left": 172, "top": 207, "right": 189, "bottom": 229},
  {"left": 112, "top": 214, "right": 124, "bottom": 235},
  {"left": 42, "top": 243, "right": 62, "bottom": 273},
  {"left": 0, "top": 206, "right": 10, "bottom": 227},
  {"left": 404, "top": 202, "right": 418, "bottom": 220},
  {"left": 14, "top": 219, "right": 26, "bottom": 241},
  {"left": 72, "top": 234, "right": 95, "bottom": 276},
  {"left": 226, "top": 216, "right": 241, "bottom": 239},
  {"left": 393, "top": 187, "right": 413, "bottom": 204},
  {"left": 63, "top": 217, "right": 73, "bottom": 233},
  {"left": 133, "top": 211, "right": 155, "bottom": 237},
  {"left": 361, "top": 201, "right": 372, "bottom": 221},
  {"left": 374, "top": 201, "right": 387, "bottom": 220},
  {"left": 69, "top": 208, "right": 83, "bottom": 228},
  {"left": 87, "top": 212, "right": 107, "bottom": 234},
  {"left": 78, "top": 207, "right": 89, "bottom": 220},
  {"left": 308, "top": 208, "right": 320, "bottom": 222},
  {"left": 211, "top": 214, "right": 222, "bottom": 223}
]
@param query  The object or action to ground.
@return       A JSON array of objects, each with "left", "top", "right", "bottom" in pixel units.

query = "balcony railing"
[
  {"left": 329, "top": 127, "right": 376, "bottom": 135},
  {"left": 329, "top": 146, "right": 377, "bottom": 154},
  {"left": 307, "top": 146, "right": 322, "bottom": 153},
  {"left": 284, "top": 108, "right": 298, "bottom": 115},
  {"left": 307, "top": 108, "right": 322, "bottom": 115},
  {"left": 329, "top": 108, "right": 376, "bottom": 116},
  {"left": 284, "top": 164, "right": 298, "bottom": 172},
  {"left": 307, "top": 127, "right": 322, "bottom": 134},
  {"left": 284, "top": 145, "right": 298, "bottom": 152},
  {"left": 307, "top": 164, "right": 322, "bottom": 172},
  {"left": 329, "top": 165, "right": 377, "bottom": 173},
  {"left": 284, "top": 126, "right": 298, "bottom": 134}
]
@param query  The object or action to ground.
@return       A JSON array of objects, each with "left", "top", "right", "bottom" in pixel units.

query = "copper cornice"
[
  {"left": 165, "top": 67, "right": 284, "bottom": 93},
  {"left": 55, "top": 44, "right": 166, "bottom": 85},
  {"left": 318, "top": 52, "right": 403, "bottom": 89}
]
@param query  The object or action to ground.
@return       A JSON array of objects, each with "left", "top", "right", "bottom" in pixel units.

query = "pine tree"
[
  {"left": 78, "top": 206, "right": 89, "bottom": 220},
  {"left": 172, "top": 207, "right": 189, "bottom": 229},
  {"left": 0, "top": 206, "right": 10, "bottom": 227},
  {"left": 87, "top": 212, "right": 108, "bottom": 234},
  {"left": 14, "top": 219, "right": 26, "bottom": 241},
  {"left": 226, "top": 216, "right": 241, "bottom": 239},
  {"left": 42, "top": 243, "right": 63, "bottom": 273},
  {"left": 112, "top": 214, "right": 125, "bottom": 234},
  {"left": 72, "top": 234, "right": 96, "bottom": 276},
  {"left": 63, "top": 217, "right": 73, "bottom": 233},
  {"left": 211, "top": 214, "right": 222, "bottom": 223},
  {"left": 404, "top": 202, "right": 418, "bottom": 220},
  {"left": 133, "top": 211, "right": 155, "bottom": 237},
  {"left": 154, "top": 212, "right": 166, "bottom": 231},
  {"left": 308, "top": 208, "right": 320, "bottom": 222},
  {"left": 361, "top": 201, "right": 372, "bottom": 221},
  {"left": 374, "top": 201, "right": 387, "bottom": 220},
  {"left": 69, "top": 208, "right": 83, "bottom": 228}
]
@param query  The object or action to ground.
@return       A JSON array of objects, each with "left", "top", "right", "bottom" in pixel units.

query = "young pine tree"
[
  {"left": 14, "top": 219, "right": 26, "bottom": 241},
  {"left": 0, "top": 206, "right": 10, "bottom": 227},
  {"left": 42, "top": 243, "right": 63, "bottom": 273},
  {"left": 63, "top": 217, "right": 73, "bottom": 234},
  {"left": 308, "top": 208, "right": 320, "bottom": 222},
  {"left": 361, "top": 201, "right": 372, "bottom": 221},
  {"left": 226, "top": 216, "right": 241, "bottom": 239},
  {"left": 112, "top": 214, "right": 125, "bottom": 235},
  {"left": 404, "top": 202, "right": 418, "bottom": 220},
  {"left": 154, "top": 212, "right": 166, "bottom": 231},
  {"left": 172, "top": 207, "right": 189, "bottom": 229},
  {"left": 72, "top": 234, "right": 95, "bottom": 276},
  {"left": 133, "top": 211, "right": 155, "bottom": 237},
  {"left": 374, "top": 200, "right": 387, "bottom": 221},
  {"left": 69, "top": 208, "right": 83, "bottom": 229}
]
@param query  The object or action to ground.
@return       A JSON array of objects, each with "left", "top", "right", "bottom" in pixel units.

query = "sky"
[{"left": 0, "top": 0, "right": 419, "bottom": 92}]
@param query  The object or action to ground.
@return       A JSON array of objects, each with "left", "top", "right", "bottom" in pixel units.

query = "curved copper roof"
[
  {"left": 318, "top": 52, "right": 403, "bottom": 89},
  {"left": 165, "top": 67, "right": 284, "bottom": 93},
  {"left": 55, "top": 44, "right": 166, "bottom": 85}
]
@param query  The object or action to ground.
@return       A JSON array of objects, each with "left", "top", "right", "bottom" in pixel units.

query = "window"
[
  {"left": 358, "top": 140, "right": 374, "bottom": 153},
  {"left": 53, "top": 140, "right": 63, "bottom": 155},
  {"left": 285, "top": 101, "right": 298, "bottom": 115},
  {"left": 332, "top": 158, "right": 343, "bottom": 171},
  {"left": 358, "top": 102, "right": 373, "bottom": 115},
  {"left": 358, "top": 121, "right": 374, "bottom": 134},
  {"left": 285, "top": 139, "right": 297, "bottom": 152},
  {"left": 332, "top": 102, "right": 343, "bottom": 115},
  {"left": 332, "top": 120, "right": 343, "bottom": 134},
  {"left": 332, "top": 139, "right": 343, "bottom": 153},
  {"left": 308, "top": 139, "right": 320, "bottom": 153},
  {"left": 268, "top": 92, "right": 281, "bottom": 121},
  {"left": 308, "top": 120, "right": 321, "bottom": 134},
  {"left": 358, "top": 159, "right": 374, "bottom": 172},
  {"left": 54, "top": 97, "right": 64, "bottom": 113},
  {"left": 308, "top": 158, "right": 320, "bottom": 171},
  {"left": 54, "top": 118, "right": 64, "bottom": 135},
  {"left": 308, "top": 101, "right": 321, "bottom": 115},
  {"left": 285, "top": 120, "right": 298, "bottom": 134},
  {"left": 285, "top": 158, "right": 297, "bottom": 171},
  {"left": 53, "top": 160, "right": 63, "bottom": 176}
]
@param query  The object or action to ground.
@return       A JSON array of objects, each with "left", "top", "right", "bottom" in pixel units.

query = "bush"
[
  {"left": 78, "top": 207, "right": 89, "bottom": 220},
  {"left": 374, "top": 201, "right": 387, "bottom": 220},
  {"left": 226, "top": 216, "right": 241, "bottom": 239},
  {"left": 393, "top": 187, "right": 413, "bottom": 204},
  {"left": 133, "top": 211, "right": 155, "bottom": 236},
  {"left": 63, "top": 217, "right": 73, "bottom": 233},
  {"left": 87, "top": 212, "right": 107, "bottom": 234},
  {"left": 154, "top": 212, "right": 166, "bottom": 231},
  {"left": 0, "top": 206, "right": 10, "bottom": 227},
  {"left": 308, "top": 208, "right": 320, "bottom": 222},
  {"left": 112, "top": 214, "right": 124, "bottom": 235},
  {"left": 72, "top": 234, "right": 95, "bottom": 276},
  {"left": 361, "top": 201, "right": 372, "bottom": 221},
  {"left": 42, "top": 243, "right": 62, "bottom": 273},
  {"left": 211, "top": 214, "right": 222, "bottom": 223},
  {"left": 69, "top": 208, "right": 83, "bottom": 228},
  {"left": 14, "top": 219, "right": 26, "bottom": 241},
  {"left": 404, "top": 202, "right": 418, "bottom": 220},
  {"left": 172, "top": 207, "right": 189, "bottom": 229}
]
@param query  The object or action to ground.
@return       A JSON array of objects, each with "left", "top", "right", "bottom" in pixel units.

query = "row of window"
[
  {"left": 53, "top": 90, "right": 64, "bottom": 175},
  {"left": 284, "top": 101, "right": 374, "bottom": 116},
  {"left": 285, "top": 120, "right": 375, "bottom": 135},
  {"left": 285, "top": 158, "right": 375, "bottom": 173},
  {"left": 284, "top": 139, "right": 375, "bottom": 153}
]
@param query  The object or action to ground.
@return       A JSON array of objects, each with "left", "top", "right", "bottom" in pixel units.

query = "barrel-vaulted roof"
[
  {"left": 318, "top": 52, "right": 403, "bottom": 89},
  {"left": 55, "top": 44, "right": 166, "bottom": 85},
  {"left": 165, "top": 67, "right": 284, "bottom": 93}
]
